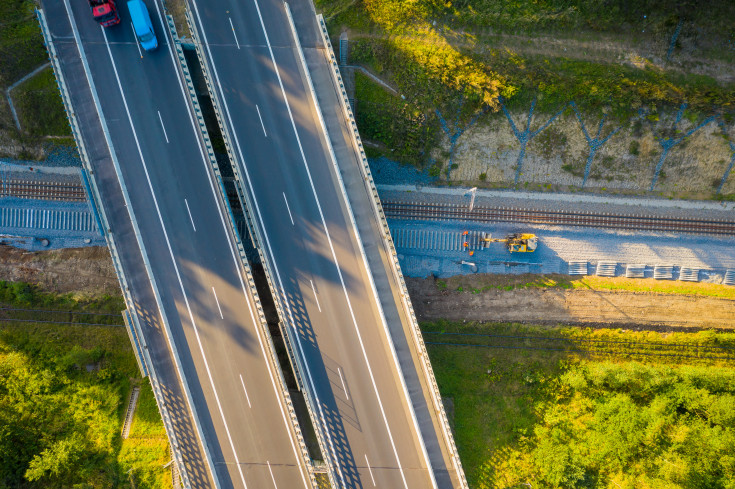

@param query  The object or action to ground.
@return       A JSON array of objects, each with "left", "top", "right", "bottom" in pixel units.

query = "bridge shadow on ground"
[{"left": 134, "top": 294, "right": 234, "bottom": 489}]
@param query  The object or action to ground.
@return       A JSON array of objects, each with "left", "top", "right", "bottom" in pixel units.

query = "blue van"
[{"left": 128, "top": 0, "right": 157, "bottom": 51}]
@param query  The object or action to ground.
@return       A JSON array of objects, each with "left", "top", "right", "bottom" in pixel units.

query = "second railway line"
[
  {"left": 383, "top": 201, "right": 735, "bottom": 236},
  {"left": 1, "top": 179, "right": 87, "bottom": 202},
  {"left": 8, "top": 179, "right": 734, "bottom": 237}
]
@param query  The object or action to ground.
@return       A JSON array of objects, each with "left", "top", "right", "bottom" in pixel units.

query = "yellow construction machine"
[{"left": 480, "top": 233, "right": 538, "bottom": 253}]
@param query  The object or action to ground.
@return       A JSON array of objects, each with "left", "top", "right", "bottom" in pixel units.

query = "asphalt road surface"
[
  {"left": 42, "top": 1, "right": 313, "bottom": 487},
  {"left": 188, "top": 0, "right": 449, "bottom": 486}
]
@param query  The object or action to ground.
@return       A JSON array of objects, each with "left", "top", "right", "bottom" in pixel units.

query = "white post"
[{"left": 468, "top": 187, "right": 477, "bottom": 211}]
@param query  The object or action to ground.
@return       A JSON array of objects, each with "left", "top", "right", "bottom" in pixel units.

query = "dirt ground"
[
  {"left": 4, "top": 244, "right": 733, "bottom": 330},
  {"left": 406, "top": 276, "right": 735, "bottom": 330},
  {"left": 0, "top": 245, "right": 120, "bottom": 297}
]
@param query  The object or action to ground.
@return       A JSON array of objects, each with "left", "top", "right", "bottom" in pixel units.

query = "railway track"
[
  {"left": 382, "top": 201, "right": 735, "bottom": 236},
  {"left": 0, "top": 179, "right": 87, "bottom": 202}
]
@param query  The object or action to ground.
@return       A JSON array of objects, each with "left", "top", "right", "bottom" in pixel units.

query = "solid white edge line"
[
  {"left": 365, "top": 454, "right": 376, "bottom": 487},
  {"left": 188, "top": 3, "right": 344, "bottom": 487},
  {"left": 184, "top": 198, "right": 196, "bottom": 231},
  {"left": 308, "top": 279, "right": 321, "bottom": 312},
  {"left": 100, "top": 26, "right": 250, "bottom": 489},
  {"left": 212, "top": 286, "right": 224, "bottom": 319},
  {"left": 239, "top": 374, "right": 252, "bottom": 408},
  {"left": 155, "top": 3, "right": 312, "bottom": 487},
  {"left": 258, "top": 2, "right": 410, "bottom": 487},
  {"left": 228, "top": 17, "right": 240, "bottom": 49},
  {"left": 256, "top": 104, "right": 268, "bottom": 137},
  {"left": 61, "top": 1, "right": 201, "bottom": 486},
  {"left": 337, "top": 367, "right": 348, "bottom": 400},
  {"left": 157, "top": 110, "right": 169, "bottom": 143},
  {"left": 286, "top": 5, "right": 438, "bottom": 487},
  {"left": 131, "top": 22, "right": 143, "bottom": 58},
  {"left": 282, "top": 192, "right": 294, "bottom": 225}
]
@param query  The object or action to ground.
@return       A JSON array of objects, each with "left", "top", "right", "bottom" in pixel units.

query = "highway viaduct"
[{"left": 38, "top": 0, "right": 467, "bottom": 487}]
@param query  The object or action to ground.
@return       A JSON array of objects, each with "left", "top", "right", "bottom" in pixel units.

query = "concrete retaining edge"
[
  {"left": 167, "top": 10, "right": 317, "bottom": 487},
  {"left": 316, "top": 15, "right": 469, "bottom": 488},
  {"left": 39, "top": 7, "right": 199, "bottom": 488}
]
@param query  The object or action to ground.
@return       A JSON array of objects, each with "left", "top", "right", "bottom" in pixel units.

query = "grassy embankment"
[
  {"left": 0, "top": 0, "right": 73, "bottom": 157},
  {"left": 319, "top": 0, "right": 735, "bottom": 171},
  {"left": 440, "top": 273, "right": 735, "bottom": 299},
  {"left": 0, "top": 281, "right": 170, "bottom": 488},
  {"left": 424, "top": 319, "right": 735, "bottom": 488}
]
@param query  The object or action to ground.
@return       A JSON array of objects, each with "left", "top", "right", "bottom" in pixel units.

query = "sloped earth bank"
[
  {"left": 406, "top": 276, "right": 735, "bottom": 330},
  {"left": 0, "top": 245, "right": 119, "bottom": 296}
]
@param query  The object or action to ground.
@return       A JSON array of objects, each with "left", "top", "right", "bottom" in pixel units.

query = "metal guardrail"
[
  {"left": 167, "top": 12, "right": 317, "bottom": 487},
  {"left": 185, "top": 4, "right": 340, "bottom": 484},
  {"left": 124, "top": 309, "right": 148, "bottom": 378},
  {"left": 39, "top": 7, "right": 196, "bottom": 487},
  {"left": 316, "top": 15, "right": 469, "bottom": 488},
  {"left": 285, "top": 8, "right": 438, "bottom": 486}
]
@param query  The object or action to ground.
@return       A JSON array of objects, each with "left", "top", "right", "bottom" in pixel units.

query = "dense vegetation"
[
  {"left": 0, "top": 281, "right": 168, "bottom": 488},
  {"left": 424, "top": 320, "right": 735, "bottom": 488},
  {"left": 318, "top": 0, "right": 735, "bottom": 165},
  {"left": 0, "top": 0, "right": 72, "bottom": 157},
  {"left": 0, "top": 0, "right": 45, "bottom": 89},
  {"left": 13, "top": 68, "right": 71, "bottom": 138},
  {"left": 441, "top": 273, "right": 735, "bottom": 299}
]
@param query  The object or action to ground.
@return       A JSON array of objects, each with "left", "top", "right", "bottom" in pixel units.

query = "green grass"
[
  {"left": 0, "top": 0, "right": 46, "bottom": 89},
  {"left": 423, "top": 320, "right": 735, "bottom": 488},
  {"left": 118, "top": 382, "right": 171, "bottom": 488},
  {"left": 319, "top": 0, "right": 735, "bottom": 170},
  {"left": 0, "top": 281, "right": 169, "bottom": 488},
  {"left": 489, "top": 51, "right": 735, "bottom": 117},
  {"left": 354, "top": 70, "right": 439, "bottom": 165},
  {"left": 13, "top": 67, "right": 71, "bottom": 138},
  {"left": 0, "top": 280, "right": 125, "bottom": 313},
  {"left": 572, "top": 275, "right": 735, "bottom": 298},
  {"left": 443, "top": 273, "right": 735, "bottom": 299},
  {"left": 442, "top": 0, "right": 735, "bottom": 39}
]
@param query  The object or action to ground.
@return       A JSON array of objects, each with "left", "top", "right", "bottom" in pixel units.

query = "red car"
[{"left": 88, "top": 0, "right": 120, "bottom": 27}]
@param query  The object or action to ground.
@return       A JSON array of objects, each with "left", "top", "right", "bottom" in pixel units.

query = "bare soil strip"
[{"left": 407, "top": 276, "right": 735, "bottom": 330}]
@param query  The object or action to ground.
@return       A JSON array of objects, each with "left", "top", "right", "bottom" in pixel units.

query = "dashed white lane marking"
[
  {"left": 267, "top": 461, "right": 278, "bottom": 488},
  {"left": 365, "top": 454, "right": 376, "bottom": 486},
  {"left": 184, "top": 198, "right": 196, "bottom": 231},
  {"left": 100, "top": 24, "right": 250, "bottom": 489},
  {"left": 338, "top": 367, "right": 348, "bottom": 400},
  {"left": 250, "top": 0, "right": 411, "bottom": 485},
  {"left": 212, "top": 287, "right": 224, "bottom": 319},
  {"left": 256, "top": 104, "right": 267, "bottom": 137},
  {"left": 157, "top": 110, "right": 169, "bottom": 143},
  {"left": 188, "top": 4, "right": 313, "bottom": 488},
  {"left": 228, "top": 17, "right": 240, "bottom": 49},
  {"left": 239, "top": 374, "right": 252, "bottom": 408},
  {"left": 309, "top": 279, "right": 321, "bottom": 312},
  {"left": 282, "top": 192, "right": 294, "bottom": 225}
]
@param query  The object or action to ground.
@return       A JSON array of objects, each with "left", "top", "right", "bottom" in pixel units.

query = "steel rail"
[
  {"left": 0, "top": 179, "right": 87, "bottom": 201},
  {"left": 383, "top": 201, "right": 735, "bottom": 236}
]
